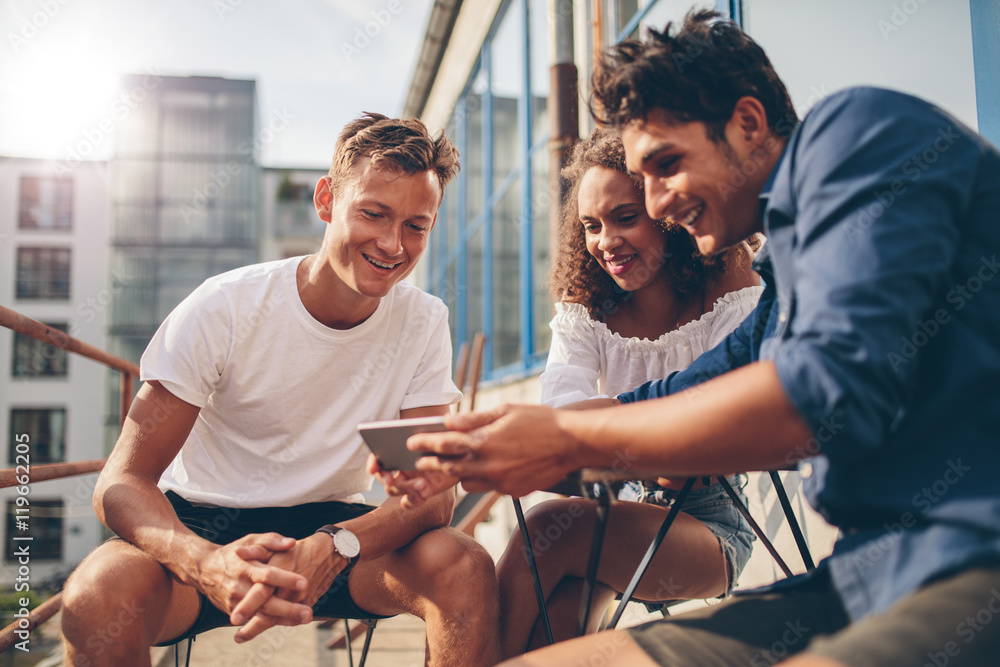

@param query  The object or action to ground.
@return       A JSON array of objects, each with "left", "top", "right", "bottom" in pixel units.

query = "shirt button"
[
  {"left": 799, "top": 461, "right": 813, "bottom": 478},
  {"left": 779, "top": 312, "right": 787, "bottom": 323}
]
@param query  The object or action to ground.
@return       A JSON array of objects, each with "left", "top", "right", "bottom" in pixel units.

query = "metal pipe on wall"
[{"left": 548, "top": 0, "right": 579, "bottom": 281}]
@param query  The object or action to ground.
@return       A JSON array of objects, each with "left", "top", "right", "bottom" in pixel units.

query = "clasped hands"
[{"left": 193, "top": 530, "right": 349, "bottom": 643}]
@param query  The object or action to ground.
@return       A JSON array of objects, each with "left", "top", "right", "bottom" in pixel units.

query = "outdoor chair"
[{"left": 514, "top": 468, "right": 816, "bottom": 644}]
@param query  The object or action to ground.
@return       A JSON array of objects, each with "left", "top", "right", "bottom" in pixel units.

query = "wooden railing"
[{"left": 0, "top": 305, "right": 138, "bottom": 652}]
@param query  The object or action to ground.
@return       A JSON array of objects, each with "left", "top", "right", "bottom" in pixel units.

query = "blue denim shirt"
[{"left": 618, "top": 87, "right": 1000, "bottom": 620}]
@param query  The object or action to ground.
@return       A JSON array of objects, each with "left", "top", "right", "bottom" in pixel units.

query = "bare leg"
[
  {"left": 349, "top": 527, "right": 500, "bottom": 667},
  {"left": 780, "top": 658, "right": 849, "bottom": 667},
  {"left": 61, "top": 540, "right": 202, "bottom": 667},
  {"left": 523, "top": 577, "right": 616, "bottom": 651},
  {"left": 496, "top": 498, "right": 726, "bottom": 659},
  {"left": 501, "top": 630, "right": 658, "bottom": 667}
]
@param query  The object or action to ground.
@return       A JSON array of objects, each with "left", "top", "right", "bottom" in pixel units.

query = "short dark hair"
[
  {"left": 329, "top": 112, "right": 460, "bottom": 196},
  {"left": 590, "top": 9, "right": 797, "bottom": 141}
]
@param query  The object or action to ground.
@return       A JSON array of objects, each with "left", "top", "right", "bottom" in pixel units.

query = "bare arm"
[
  {"left": 408, "top": 362, "right": 814, "bottom": 498},
  {"left": 232, "top": 403, "right": 456, "bottom": 642},
  {"left": 95, "top": 381, "right": 309, "bottom": 621}
]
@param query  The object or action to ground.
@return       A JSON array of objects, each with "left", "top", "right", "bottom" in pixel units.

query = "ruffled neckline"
[{"left": 555, "top": 285, "right": 763, "bottom": 350}]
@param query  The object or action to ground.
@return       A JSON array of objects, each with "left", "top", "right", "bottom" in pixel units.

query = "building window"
[
  {"left": 8, "top": 409, "right": 67, "bottom": 464},
  {"left": 19, "top": 176, "right": 73, "bottom": 230},
  {"left": 427, "top": 0, "right": 552, "bottom": 379},
  {"left": 16, "top": 247, "right": 72, "bottom": 300},
  {"left": 12, "top": 323, "right": 69, "bottom": 378},
  {"left": 5, "top": 500, "right": 62, "bottom": 561}
]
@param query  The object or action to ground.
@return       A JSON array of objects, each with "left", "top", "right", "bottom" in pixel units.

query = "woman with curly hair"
[{"left": 495, "top": 129, "right": 762, "bottom": 657}]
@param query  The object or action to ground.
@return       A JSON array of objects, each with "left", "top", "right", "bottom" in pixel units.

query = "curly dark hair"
[
  {"left": 550, "top": 129, "right": 751, "bottom": 319},
  {"left": 590, "top": 10, "right": 797, "bottom": 142}
]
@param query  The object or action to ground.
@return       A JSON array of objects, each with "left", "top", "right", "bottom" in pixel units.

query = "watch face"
[{"left": 333, "top": 529, "right": 361, "bottom": 559}]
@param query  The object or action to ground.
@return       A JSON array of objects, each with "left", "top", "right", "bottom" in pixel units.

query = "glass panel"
[
  {"left": 6, "top": 500, "right": 62, "bottom": 561},
  {"left": 112, "top": 159, "right": 158, "bottom": 203},
  {"left": 12, "top": 323, "right": 69, "bottom": 378},
  {"left": 466, "top": 79, "right": 486, "bottom": 226},
  {"left": 466, "top": 225, "right": 484, "bottom": 346},
  {"left": 491, "top": 0, "right": 525, "bottom": 181},
  {"left": 606, "top": 0, "right": 640, "bottom": 41},
  {"left": 15, "top": 247, "right": 71, "bottom": 300},
  {"left": 18, "top": 177, "right": 73, "bottom": 230},
  {"left": 531, "top": 145, "right": 553, "bottom": 357},
  {"left": 492, "top": 178, "right": 522, "bottom": 368},
  {"left": 634, "top": 0, "right": 715, "bottom": 39},
  {"left": 9, "top": 408, "right": 66, "bottom": 464},
  {"left": 529, "top": 0, "right": 550, "bottom": 136}
]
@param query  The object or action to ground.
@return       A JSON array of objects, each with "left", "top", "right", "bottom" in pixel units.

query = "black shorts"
[{"left": 155, "top": 490, "right": 388, "bottom": 646}]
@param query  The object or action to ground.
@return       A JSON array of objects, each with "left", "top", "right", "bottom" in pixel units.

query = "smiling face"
[
  {"left": 578, "top": 166, "right": 667, "bottom": 293},
  {"left": 314, "top": 157, "right": 440, "bottom": 309},
  {"left": 620, "top": 102, "right": 779, "bottom": 256}
]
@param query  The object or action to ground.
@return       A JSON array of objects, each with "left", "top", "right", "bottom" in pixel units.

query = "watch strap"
[{"left": 315, "top": 524, "right": 359, "bottom": 573}]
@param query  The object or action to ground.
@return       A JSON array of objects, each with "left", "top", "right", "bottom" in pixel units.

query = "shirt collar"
[{"left": 757, "top": 142, "right": 788, "bottom": 217}]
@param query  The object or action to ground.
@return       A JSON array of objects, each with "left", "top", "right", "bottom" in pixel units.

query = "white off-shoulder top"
[{"left": 540, "top": 286, "right": 764, "bottom": 407}]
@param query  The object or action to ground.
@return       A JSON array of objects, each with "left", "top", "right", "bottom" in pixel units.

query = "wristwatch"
[{"left": 315, "top": 525, "right": 361, "bottom": 574}]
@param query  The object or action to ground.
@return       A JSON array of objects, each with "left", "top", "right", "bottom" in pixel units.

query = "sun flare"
[{"left": 1, "top": 45, "right": 120, "bottom": 160}]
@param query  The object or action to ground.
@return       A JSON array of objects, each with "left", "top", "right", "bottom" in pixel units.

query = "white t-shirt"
[
  {"left": 540, "top": 286, "right": 764, "bottom": 407},
  {"left": 141, "top": 257, "right": 462, "bottom": 508}
]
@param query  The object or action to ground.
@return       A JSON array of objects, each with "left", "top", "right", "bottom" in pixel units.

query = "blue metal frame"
[
  {"left": 455, "top": 94, "right": 469, "bottom": 353},
  {"left": 970, "top": 0, "right": 1000, "bottom": 146},
  {"left": 435, "top": 0, "right": 752, "bottom": 382},
  {"left": 619, "top": 0, "right": 741, "bottom": 41},
  {"left": 518, "top": 0, "right": 534, "bottom": 371},
  {"left": 482, "top": 44, "right": 495, "bottom": 375}
]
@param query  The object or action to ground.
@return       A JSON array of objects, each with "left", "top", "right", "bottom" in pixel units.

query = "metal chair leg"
[
  {"left": 514, "top": 497, "right": 555, "bottom": 646},
  {"left": 344, "top": 618, "right": 354, "bottom": 667},
  {"left": 577, "top": 483, "right": 613, "bottom": 637},
  {"left": 357, "top": 619, "right": 377, "bottom": 667},
  {"left": 606, "top": 477, "right": 695, "bottom": 630},
  {"left": 768, "top": 471, "right": 816, "bottom": 571},
  {"left": 717, "top": 475, "right": 793, "bottom": 577},
  {"left": 174, "top": 636, "right": 193, "bottom": 667}
]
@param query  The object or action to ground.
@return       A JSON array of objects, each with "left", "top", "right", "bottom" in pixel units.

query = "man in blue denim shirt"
[{"left": 398, "top": 10, "right": 1000, "bottom": 667}]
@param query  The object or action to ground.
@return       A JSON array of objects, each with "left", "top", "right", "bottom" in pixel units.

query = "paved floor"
[{"left": 150, "top": 614, "right": 427, "bottom": 666}]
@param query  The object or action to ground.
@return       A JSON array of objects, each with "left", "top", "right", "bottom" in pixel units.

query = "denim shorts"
[{"left": 618, "top": 476, "right": 755, "bottom": 594}]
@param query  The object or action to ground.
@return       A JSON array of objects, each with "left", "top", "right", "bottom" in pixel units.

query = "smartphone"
[{"left": 357, "top": 415, "right": 448, "bottom": 471}]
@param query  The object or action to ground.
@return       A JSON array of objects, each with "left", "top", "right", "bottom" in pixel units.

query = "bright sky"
[{"left": 0, "top": 0, "right": 434, "bottom": 168}]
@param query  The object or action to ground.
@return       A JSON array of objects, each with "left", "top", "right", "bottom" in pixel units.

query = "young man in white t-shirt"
[{"left": 60, "top": 113, "right": 500, "bottom": 666}]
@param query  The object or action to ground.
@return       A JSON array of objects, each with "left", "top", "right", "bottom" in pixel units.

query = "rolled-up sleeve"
[
  {"left": 618, "top": 290, "right": 768, "bottom": 403},
  {"left": 770, "top": 89, "right": 980, "bottom": 462}
]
